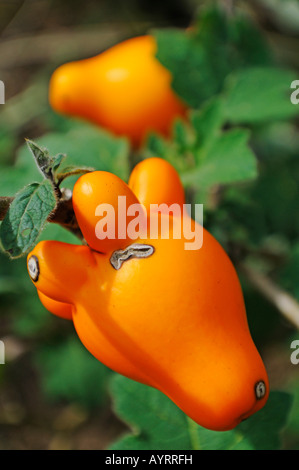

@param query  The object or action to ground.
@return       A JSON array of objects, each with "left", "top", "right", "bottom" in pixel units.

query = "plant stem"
[
  {"left": 0, "top": 197, "right": 14, "bottom": 220},
  {"left": 186, "top": 417, "right": 201, "bottom": 450},
  {"left": 239, "top": 263, "right": 299, "bottom": 330}
]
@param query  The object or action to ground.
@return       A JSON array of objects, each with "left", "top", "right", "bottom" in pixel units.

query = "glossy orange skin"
[
  {"left": 72, "top": 170, "right": 146, "bottom": 254},
  {"left": 38, "top": 291, "right": 73, "bottom": 320},
  {"left": 27, "top": 158, "right": 269, "bottom": 431},
  {"left": 128, "top": 157, "right": 186, "bottom": 211},
  {"left": 49, "top": 35, "right": 187, "bottom": 147}
]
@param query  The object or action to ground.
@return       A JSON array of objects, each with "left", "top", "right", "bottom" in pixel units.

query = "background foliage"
[{"left": 0, "top": 0, "right": 299, "bottom": 450}]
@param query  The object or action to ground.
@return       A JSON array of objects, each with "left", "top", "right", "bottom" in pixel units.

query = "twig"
[
  {"left": 0, "top": 23, "right": 150, "bottom": 69},
  {"left": 221, "top": 0, "right": 236, "bottom": 17},
  {"left": 239, "top": 262, "right": 299, "bottom": 330},
  {"left": 0, "top": 197, "right": 14, "bottom": 220}
]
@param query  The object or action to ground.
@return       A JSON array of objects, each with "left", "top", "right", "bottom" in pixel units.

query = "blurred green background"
[{"left": 0, "top": 0, "right": 299, "bottom": 450}]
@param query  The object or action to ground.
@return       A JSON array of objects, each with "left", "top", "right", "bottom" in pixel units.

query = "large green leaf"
[
  {"left": 109, "top": 375, "right": 293, "bottom": 450},
  {"left": 109, "top": 375, "right": 193, "bottom": 450},
  {"left": 153, "top": 6, "right": 273, "bottom": 110},
  {"left": 182, "top": 128, "right": 257, "bottom": 189},
  {"left": 223, "top": 67, "right": 299, "bottom": 124},
  {"left": 153, "top": 27, "right": 225, "bottom": 109},
  {"left": 35, "top": 336, "right": 111, "bottom": 409},
  {"left": 0, "top": 180, "right": 57, "bottom": 258},
  {"left": 153, "top": 8, "right": 232, "bottom": 110}
]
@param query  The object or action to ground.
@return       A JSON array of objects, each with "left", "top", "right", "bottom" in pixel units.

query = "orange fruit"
[
  {"left": 27, "top": 157, "right": 269, "bottom": 431},
  {"left": 49, "top": 35, "right": 187, "bottom": 147}
]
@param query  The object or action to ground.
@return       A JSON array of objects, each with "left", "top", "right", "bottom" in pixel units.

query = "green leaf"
[
  {"left": 223, "top": 67, "right": 299, "bottom": 124},
  {"left": 172, "top": 119, "right": 194, "bottom": 153},
  {"left": 26, "top": 139, "right": 53, "bottom": 179},
  {"left": 191, "top": 390, "right": 293, "bottom": 450},
  {"left": 284, "top": 375, "right": 299, "bottom": 440},
  {"left": 109, "top": 375, "right": 193, "bottom": 450},
  {"left": 152, "top": 7, "right": 235, "bottom": 108},
  {"left": 145, "top": 100, "right": 257, "bottom": 202},
  {"left": 190, "top": 98, "right": 224, "bottom": 156},
  {"left": 228, "top": 13, "right": 273, "bottom": 67},
  {"left": 35, "top": 336, "right": 111, "bottom": 409},
  {"left": 230, "top": 391, "right": 293, "bottom": 450},
  {"left": 0, "top": 123, "right": 130, "bottom": 197},
  {"left": 153, "top": 27, "right": 226, "bottom": 109},
  {"left": 145, "top": 98, "right": 225, "bottom": 166},
  {"left": 0, "top": 180, "right": 57, "bottom": 258},
  {"left": 153, "top": 7, "right": 273, "bottom": 109},
  {"left": 182, "top": 129, "right": 257, "bottom": 189},
  {"left": 109, "top": 375, "right": 292, "bottom": 450},
  {"left": 20, "top": 124, "right": 130, "bottom": 183},
  {"left": 52, "top": 153, "right": 67, "bottom": 173}
]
